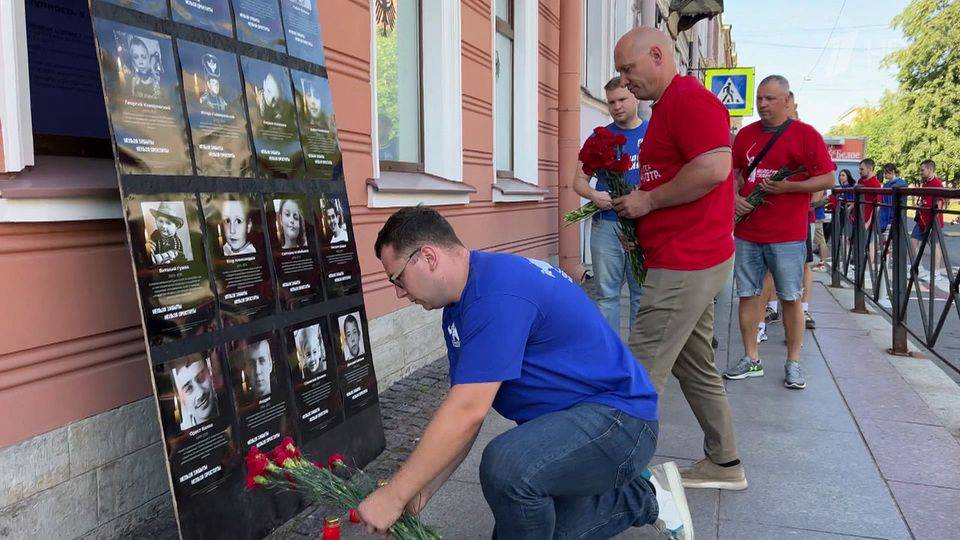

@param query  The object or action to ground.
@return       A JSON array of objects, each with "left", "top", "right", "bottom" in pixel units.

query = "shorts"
[
  {"left": 735, "top": 238, "right": 806, "bottom": 301},
  {"left": 805, "top": 223, "right": 814, "bottom": 263},
  {"left": 911, "top": 223, "right": 925, "bottom": 241}
]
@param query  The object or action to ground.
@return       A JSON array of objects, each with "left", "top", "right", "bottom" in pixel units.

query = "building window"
[
  {"left": 494, "top": 0, "right": 514, "bottom": 173},
  {"left": 613, "top": 0, "right": 633, "bottom": 49},
  {"left": 375, "top": 0, "right": 422, "bottom": 171},
  {"left": 583, "top": 1, "right": 604, "bottom": 97}
]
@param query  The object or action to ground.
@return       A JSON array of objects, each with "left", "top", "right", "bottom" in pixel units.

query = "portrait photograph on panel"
[
  {"left": 282, "top": 318, "right": 344, "bottom": 442},
  {"left": 225, "top": 333, "right": 295, "bottom": 453},
  {"left": 126, "top": 193, "right": 218, "bottom": 345},
  {"left": 171, "top": 355, "right": 220, "bottom": 431},
  {"left": 92, "top": 19, "right": 192, "bottom": 175},
  {"left": 294, "top": 323, "right": 327, "bottom": 379},
  {"left": 142, "top": 200, "right": 194, "bottom": 265},
  {"left": 332, "top": 307, "right": 378, "bottom": 417},
  {"left": 316, "top": 190, "right": 361, "bottom": 298},
  {"left": 241, "top": 57, "right": 305, "bottom": 178},
  {"left": 153, "top": 351, "right": 238, "bottom": 503},
  {"left": 265, "top": 194, "right": 322, "bottom": 309},
  {"left": 337, "top": 310, "right": 365, "bottom": 361},
  {"left": 201, "top": 193, "right": 275, "bottom": 326},
  {"left": 292, "top": 70, "right": 341, "bottom": 179},
  {"left": 179, "top": 41, "right": 254, "bottom": 177}
]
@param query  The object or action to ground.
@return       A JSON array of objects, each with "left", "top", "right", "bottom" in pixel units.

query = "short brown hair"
[
  {"left": 374, "top": 206, "right": 463, "bottom": 258},
  {"left": 604, "top": 76, "right": 624, "bottom": 91}
]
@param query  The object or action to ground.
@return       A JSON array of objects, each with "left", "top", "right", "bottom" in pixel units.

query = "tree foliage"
[{"left": 828, "top": 0, "right": 960, "bottom": 185}]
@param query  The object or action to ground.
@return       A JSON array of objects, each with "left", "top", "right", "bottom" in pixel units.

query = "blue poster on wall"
[{"left": 25, "top": 0, "right": 109, "bottom": 139}]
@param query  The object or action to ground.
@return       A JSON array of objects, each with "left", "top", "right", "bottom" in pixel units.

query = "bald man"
[{"left": 611, "top": 28, "right": 746, "bottom": 491}]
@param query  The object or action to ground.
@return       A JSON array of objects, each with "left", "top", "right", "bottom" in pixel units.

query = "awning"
[{"left": 668, "top": 0, "right": 724, "bottom": 34}]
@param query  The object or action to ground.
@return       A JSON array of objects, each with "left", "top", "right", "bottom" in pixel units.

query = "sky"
[{"left": 724, "top": 0, "right": 911, "bottom": 133}]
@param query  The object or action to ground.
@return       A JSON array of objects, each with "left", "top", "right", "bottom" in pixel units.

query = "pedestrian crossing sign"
[{"left": 705, "top": 67, "right": 755, "bottom": 117}]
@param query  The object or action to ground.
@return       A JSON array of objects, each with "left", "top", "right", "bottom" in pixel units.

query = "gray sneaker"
[
  {"left": 723, "top": 356, "right": 763, "bottom": 380},
  {"left": 785, "top": 361, "right": 806, "bottom": 389}
]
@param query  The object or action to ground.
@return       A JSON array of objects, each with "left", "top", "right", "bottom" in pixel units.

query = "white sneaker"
[
  {"left": 649, "top": 462, "right": 694, "bottom": 539},
  {"left": 757, "top": 327, "right": 768, "bottom": 343}
]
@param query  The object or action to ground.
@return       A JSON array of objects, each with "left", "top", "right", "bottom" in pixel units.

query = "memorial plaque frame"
[{"left": 87, "top": 1, "right": 381, "bottom": 538}]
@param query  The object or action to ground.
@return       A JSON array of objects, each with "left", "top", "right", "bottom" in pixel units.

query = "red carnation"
[
  {"left": 245, "top": 474, "right": 267, "bottom": 490},
  {"left": 313, "top": 460, "right": 326, "bottom": 469},
  {"left": 328, "top": 453, "right": 346, "bottom": 468},
  {"left": 609, "top": 154, "right": 632, "bottom": 173},
  {"left": 245, "top": 446, "right": 272, "bottom": 490},
  {"left": 280, "top": 436, "right": 300, "bottom": 456},
  {"left": 349, "top": 508, "right": 361, "bottom": 523},
  {"left": 613, "top": 133, "right": 627, "bottom": 146},
  {"left": 246, "top": 446, "right": 271, "bottom": 476}
]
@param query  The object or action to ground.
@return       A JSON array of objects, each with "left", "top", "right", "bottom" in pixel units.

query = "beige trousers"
[{"left": 627, "top": 256, "right": 739, "bottom": 464}]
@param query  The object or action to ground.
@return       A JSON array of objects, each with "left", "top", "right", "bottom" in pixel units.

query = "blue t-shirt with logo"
[
  {"left": 595, "top": 121, "right": 648, "bottom": 221},
  {"left": 441, "top": 251, "right": 658, "bottom": 424}
]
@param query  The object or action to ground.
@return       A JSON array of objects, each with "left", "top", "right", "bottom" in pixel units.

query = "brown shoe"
[{"left": 678, "top": 458, "right": 748, "bottom": 490}]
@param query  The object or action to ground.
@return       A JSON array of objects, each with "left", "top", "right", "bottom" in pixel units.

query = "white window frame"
[
  {"left": 368, "top": 0, "right": 466, "bottom": 208},
  {"left": 0, "top": 0, "right": 34, "bottom": 173},
  {"left": 0, "top": 2, "right": 123, "bottom": 222},
  {"left": 491, "top": 0, "right": 539, "bottom": 202}
]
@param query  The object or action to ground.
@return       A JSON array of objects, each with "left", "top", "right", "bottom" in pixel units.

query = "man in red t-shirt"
[
  {"left": 856, "top": 159, "right": 883, "bottom": 226},
  {"left": 725, "top": 76, "right": 835, "bottom": 392},
  {"left": 912, "top": 159, "right": 946, "bottom": 281},
  {"left": 611, "top": 27, "right": 745, "bottom": 491}
]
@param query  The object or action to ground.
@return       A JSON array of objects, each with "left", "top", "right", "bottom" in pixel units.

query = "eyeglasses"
[{"left": 388, "top": 247, "right": 422, "bottom": 289}]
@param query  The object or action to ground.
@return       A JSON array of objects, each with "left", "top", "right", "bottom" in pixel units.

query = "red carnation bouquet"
[
  {"left": 245, "top": 438, "right": 440, "bottom": 539},
  {"left": 564, "top": 126, "right": 646, "bottom": 285}
]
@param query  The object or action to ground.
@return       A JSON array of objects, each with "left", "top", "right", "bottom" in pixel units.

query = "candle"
[{"left": 322, "top": 517, "right": 340, "bottom": 540}]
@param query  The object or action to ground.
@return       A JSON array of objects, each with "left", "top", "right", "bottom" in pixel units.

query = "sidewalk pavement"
[{"left": 274, "top": 273, "right": 960, "bottom": 539}]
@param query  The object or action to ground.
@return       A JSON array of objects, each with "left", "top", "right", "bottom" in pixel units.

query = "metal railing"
[{"left": 830, "top": 186, "right": 960, "bottom": 375}]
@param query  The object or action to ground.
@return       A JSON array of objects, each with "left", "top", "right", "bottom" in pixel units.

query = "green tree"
[{"left": 828, "top": 0, "right": 960, "bottom": 185}]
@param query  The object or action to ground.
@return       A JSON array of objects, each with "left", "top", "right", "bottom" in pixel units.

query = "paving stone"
[
  {"left": 68, "top": 398, "right": 161, "bottom": 476},
  {"left": 722, "top": 425, "right": 910, "bottom": 539},
  {"left": 0, "top": 427, "right": 70, "bottom": 508},
  {"left": 718, "top": 519, "right": 875, "bottom": 539},
  {"left": 857, "top": 418, "right": 960, "bottom": 489},
  {"left": 834, "top": 372, "right": 943, "bottom": 426},
  {"left": 888, "top": 481, "right": 960, "bottom": 540}
]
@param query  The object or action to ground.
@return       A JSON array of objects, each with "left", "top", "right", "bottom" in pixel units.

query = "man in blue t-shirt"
[
  {"left": 878, "top": 162, "right": 907, "bottom": 235},
  {"left": 357, "top": 207, "right": 693, "bottom": 539},
  {"left": 573, "top": 76, "right": 648, "bottom": 335}
]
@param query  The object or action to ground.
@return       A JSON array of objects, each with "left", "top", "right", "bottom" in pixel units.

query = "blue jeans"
[
  {"left": 734, "top": 238, "right": 806, "bottom": 300},
  {"left": 591, "top": 218, "right": 643, "bottom": 334},
  {"left": 480, "top": 403, "right": 659, "bottom": 539}
]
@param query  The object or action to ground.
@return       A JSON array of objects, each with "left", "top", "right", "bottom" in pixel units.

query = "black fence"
[{"left": 829, "top": 186, "right": 960, "bottom": 375}]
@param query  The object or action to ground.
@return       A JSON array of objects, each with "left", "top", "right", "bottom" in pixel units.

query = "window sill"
[
  {"left": 492, "top": 175, "right": 548, "bottom": 203},
  {"left": 0, "top": 156, "right": 122, "bottom": 222},
  {"left": 0, "top": 156, "right": 118, "bottom": 198},
  {"left": 366, "top": 170, "right": 476, "bottom": 208}
]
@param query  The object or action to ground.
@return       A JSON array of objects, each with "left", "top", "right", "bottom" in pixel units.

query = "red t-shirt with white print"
[
  {"left": 733, "top": 120, "right": 835, "bottom": 244},
  {"left": 635, "top": 75, "right": 734, "bottom": 270}
]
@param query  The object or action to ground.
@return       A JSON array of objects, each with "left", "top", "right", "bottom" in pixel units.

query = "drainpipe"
[
  {"left": 640, "top": 0, "right": 657, "bottom": 27},
  {"left": 637, "top": 0, "right": 659, "bottom": 121},
  {"left": 557, "top": 0, "right": 586, "bottom": 281}
]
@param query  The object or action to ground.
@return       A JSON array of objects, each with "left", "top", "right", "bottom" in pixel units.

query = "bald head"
[{"left": 613, "top": 28, "right": 677, "bottom": 102}]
